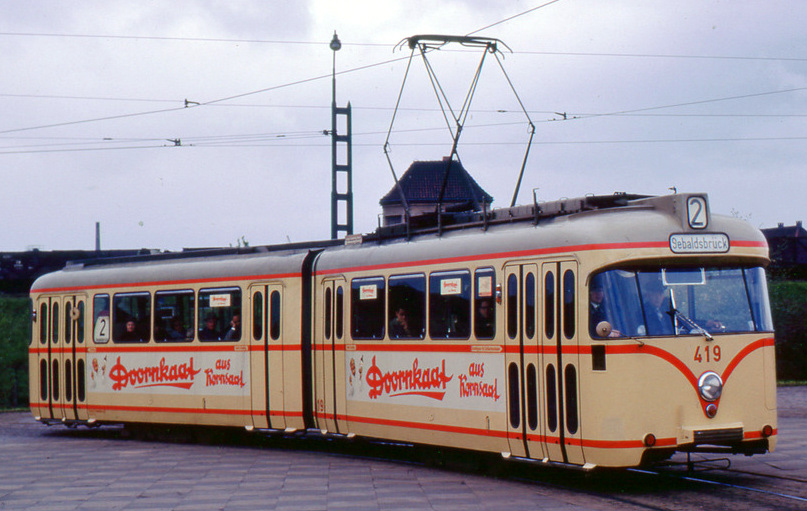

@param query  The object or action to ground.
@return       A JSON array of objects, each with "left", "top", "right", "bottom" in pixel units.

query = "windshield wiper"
[
  {"left": 668, "top": 307, "right": 713, "bottom": 340},
  {"left": 667, "top": 289, "right": 713, "bottom": 340}
]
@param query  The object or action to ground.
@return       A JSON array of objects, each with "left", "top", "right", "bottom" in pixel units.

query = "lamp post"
[
  {"left": 330, "top": 31, "right": 341, "bottom": 107},
  {"left": 330, "top": 31, "right": 341, "bottom": 240},
  {"left": 329, "top": 32, "right": 353, "bottom": 240}
]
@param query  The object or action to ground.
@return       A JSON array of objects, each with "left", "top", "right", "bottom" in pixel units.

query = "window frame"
[
  {"left": 112, "top": 292, "right": 151, "bottom": 344},
  {"left": 154, "top": 289, "right": 195, "bottom": 343},
  {"left": 350, "top": 276, "right": 386, "bottom": 340},
  {"left": 474, "top": 267, "right": 496, "bottom": 340},
  {"left": 387, "top": 273, "right": 426, "bottom": 340},
  {"left": 428, "top": 269, "right": 472, "bottom": 340},
  {"left": 92, "top": 294, "right": 110, "bottom": 344},
  {"left": 198, "top": 287, "right": 243, "bottom": 342}
]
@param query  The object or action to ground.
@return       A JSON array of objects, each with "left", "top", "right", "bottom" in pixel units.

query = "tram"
[{"left": 28, "top": 192, "right": 777, "bottom": 468}]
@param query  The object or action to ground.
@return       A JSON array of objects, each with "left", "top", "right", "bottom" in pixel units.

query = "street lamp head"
[{"left": 330, "top": 31, "right": 342, "bottom": 52}]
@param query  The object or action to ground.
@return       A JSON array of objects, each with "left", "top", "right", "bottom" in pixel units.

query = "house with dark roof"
[
  {"left": 762, "top": 221, "right": 807, "bottom": 278},
  {"left": 379, "top": 158, "right": 493, "bottom": 226},
  {"left": 0, "top": 249, "right": 147, "bottom": 295}
]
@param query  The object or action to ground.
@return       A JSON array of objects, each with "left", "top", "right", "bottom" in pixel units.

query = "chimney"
[{"left": 95, "top": 222, "right": 101, "bottom": 252}]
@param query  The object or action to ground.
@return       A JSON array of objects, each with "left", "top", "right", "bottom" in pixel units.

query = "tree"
[
  {"left": 768, "top": 281, "right": 807, "bottom": 381},
  {"left": 0, "top": 296, "right": 30, "bottom": 409}
]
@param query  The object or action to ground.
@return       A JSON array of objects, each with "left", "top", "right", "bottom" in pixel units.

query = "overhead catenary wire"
[
  {"left": 2, "top": 29, "right": 805, "bottom": 63},
  {"left": 2, "top": 110, "right": 806, "bottom": 154},
  {"left": 466, "top": 0, "right": 565, "bottom": 36},
  {"left": 2, "top": 25, "right": 804, "bottom": 137},
  {"left": 0, "top": 53, "right": 412, "bottom": 136},
  {"left": 4, "top": 133, "right": 807, "bottom": 155},
  {"left": 1, "top": 3, "right": 805, "bottom": 148}
]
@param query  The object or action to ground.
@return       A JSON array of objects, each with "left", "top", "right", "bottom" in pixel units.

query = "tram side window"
[
  {"left": 563, "top": 270, "right": 576, "bottom": 339},
  {"left": 507, "top": 273, "right": 518, "bottom": 340},
  {"left": 76, "top": 301, "right": 85, "bottom": 343},
  {"left": 253, "top": 291, "right": 264, "bottom": 341},
  {"left": 28, "top": 299, "right": 33, "bottom": 346},
  {"left": 388, "top": 274, "right": 425, "bottom": 340},
  {"left": 39, "top": 303, "right": 47, "bottom": 345},
  {"left": 325, "top": 288, "right": 332, "bottom": 340},
  {"left": 474, "top": 268, "right": 496, "bottom": 340},
  {"left": 155, "top": 290, "right": 195, "bottom": 342},
  {"left": 744, "top": 267, "right": 774, "bottom": 331},
  {"left": 65, "top": 302, "right": 72, "bottom": 344},
  {"left": 270, "top": 290, "right": 281, "bottom": 340},
  {"left": 113, "top": 293, "right": 151, "bottom": 343},
  {"left": 335, "top": 287, "right": 344, "bottom": 339},
  {"left": 544, "top": 272, "right": 555, "bottom": 339},
  {"left": 198, "top": 288, "right": 242, "bottom": 342},
  {"left": 93, "top": 294, "right": 110, "bottom": 343},
  {"left": 429, "top": 270, "right": 471, "bottom": 339},
  {"left": 351, "top": 277, "right": 385, "bottom": 339},
  {"left": 52, "top": 302, "right": 59, "bottom": 343}
]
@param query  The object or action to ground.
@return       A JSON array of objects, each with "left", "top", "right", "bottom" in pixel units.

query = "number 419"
[{"left": 694, "top": 345, "right": 721, "bottom": 363}]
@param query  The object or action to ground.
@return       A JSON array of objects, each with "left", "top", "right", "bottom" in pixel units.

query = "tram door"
[
  {"left": 34, "top": 295, "right": 72, "bottom": 421},
  {"left": 316, "top": 278, "right": 346, "bottom": 434},
  {"left": 541, "top": 261, "right": 584, "bottom": 465},
  {"left": 249, "top": 283, "right": 284, "bottom": 430},
  {"left": 33, "top": 297, "right": 53, "bottom": 419},
  {"left": 503, "top": 263, "right": 544, "bottom": 460},
  {"left": 63, "top": 295, "right": 87, "bottom": 421}
]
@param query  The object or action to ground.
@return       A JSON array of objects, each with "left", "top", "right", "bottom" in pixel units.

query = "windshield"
[{"left": 589, "top": 266, "right": 773, "bottom": 338}]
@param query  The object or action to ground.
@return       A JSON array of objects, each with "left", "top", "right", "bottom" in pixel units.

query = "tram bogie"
[{"left": 29, "top": 192, "right": 777, "bottom": 468}]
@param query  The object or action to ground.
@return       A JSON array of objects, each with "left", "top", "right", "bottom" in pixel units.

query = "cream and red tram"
[{"left": 29, "top": 192, "right": 777, "bottom": 468}]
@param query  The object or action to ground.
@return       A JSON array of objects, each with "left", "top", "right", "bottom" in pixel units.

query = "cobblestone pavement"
[{"left": 1, "top": 386, "right": 804, "bottom": 511}]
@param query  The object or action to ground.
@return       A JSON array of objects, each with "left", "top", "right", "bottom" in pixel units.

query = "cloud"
[{"left": 0, "top": 1, "right": 805, "bottom": 251}]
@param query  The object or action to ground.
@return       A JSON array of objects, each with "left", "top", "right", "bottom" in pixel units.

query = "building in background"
[
  {"left": 762, "top": 221, "right": 807, "bottom": 279},
  {"left": 379, "top": 158, "right": 493, "bottom": 227}
]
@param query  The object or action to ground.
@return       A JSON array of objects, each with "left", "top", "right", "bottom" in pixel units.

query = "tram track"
[
  {"left": 629, "top": 466, "right": 807, "bottom": 506},
  {"left": 502, "top": 463, "right": 807, "bottom": 511},
  {"left": 481, "top": 449, "right": 807, "bottom": 511},
  {"left": 79, "top": 422, "right": 807, "bottom": 511},
  {"left": 709, "top": 464, "right": 807, "bottom": 484},
  {"left": 7, "top": 411, "right": 807, "bottom": 511}
]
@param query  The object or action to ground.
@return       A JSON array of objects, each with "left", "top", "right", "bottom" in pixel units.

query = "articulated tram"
[{"left": 29, "top": 192, "right": 777, "bottom": 468}]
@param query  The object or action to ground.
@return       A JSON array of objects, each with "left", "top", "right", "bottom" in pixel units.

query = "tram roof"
[
  {"left": 30, "top": 240, "right": 338, "bottom": 292},
  {"left": 315, "top": 192, "right": 769, "bottom": 272},
  {"left": 30, "top": 193, "right": 768, "bottom": 293}
]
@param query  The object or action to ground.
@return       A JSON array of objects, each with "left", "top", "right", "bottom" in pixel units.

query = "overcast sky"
[{"left": 1, "top": 1, "right": 805, "bottom": 252}]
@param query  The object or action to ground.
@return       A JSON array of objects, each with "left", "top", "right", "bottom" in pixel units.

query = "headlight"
[{"left": 698, "top": 371, "right": 723, "bottom": 402}]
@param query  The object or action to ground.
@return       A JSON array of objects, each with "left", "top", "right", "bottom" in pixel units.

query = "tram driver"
[
  {"left": 589, "top": 277, "right": 621, "bottom": 338},
  {"left": 641, "top": 281, "right": 675, "bottom": 336}
]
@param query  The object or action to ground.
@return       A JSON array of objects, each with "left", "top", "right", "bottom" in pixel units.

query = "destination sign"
[{"left": 669, "top": 233, "right": 730, "bottom": 254}]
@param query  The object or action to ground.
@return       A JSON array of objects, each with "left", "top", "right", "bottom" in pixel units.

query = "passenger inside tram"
[
  {"left": 168, "top": 317, "right": 191, "bottom": 340},
  {"left": 475, "top": 299, "right": 495, "bottom": 338},
  {"left": 224, "top": 314, "right": 241, "bottom": 340},
  {"left": 119, "top": 320, "right": 141, "bottom": 342},
  {"left": 389, "top": 307, "right": 414, "bottom": 338},
  {"left": 199, "top": 313, "right": 221, "bottom": 340}
]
